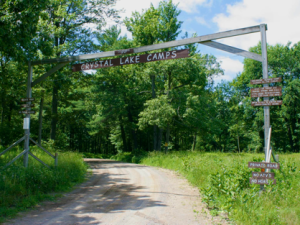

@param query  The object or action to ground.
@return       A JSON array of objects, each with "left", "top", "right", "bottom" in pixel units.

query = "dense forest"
[{"left": 1, "top": 0, "right": 299, "bottom": 155}]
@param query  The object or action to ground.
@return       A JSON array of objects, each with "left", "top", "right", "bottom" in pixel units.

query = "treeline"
[{"left": 1, "top": 0, "right": 299, "bottom": 154}]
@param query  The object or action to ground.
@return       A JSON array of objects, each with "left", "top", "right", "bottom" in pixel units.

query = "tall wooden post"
[
  {"left": 260, "top": 24, "right": 269, "bottom": 163},
  {"left": 24, "top": 62, "right": 33, "bottom": 167}
]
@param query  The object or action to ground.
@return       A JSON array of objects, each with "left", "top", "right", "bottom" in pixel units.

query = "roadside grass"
[
  {"left": 138, "top": 151, "right": 300, "bottom": 225},
  {"left": 0, "top": 146, "right": 87, "bottom": 222}
]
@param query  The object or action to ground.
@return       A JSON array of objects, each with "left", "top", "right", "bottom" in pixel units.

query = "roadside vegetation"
[
  {"left": 0, "top": 145, "right": 87, "bottom": 222},
  {"left": 137, "top": 151, "right": 300, "bottom": 225}
]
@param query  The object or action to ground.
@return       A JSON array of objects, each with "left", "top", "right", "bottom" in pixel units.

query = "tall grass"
[
  {"left": 0, "top": 146, "right": 87, "bottom": 222},
  {"left": 140, "top": 151, "right": 300, "bottom": 225}
]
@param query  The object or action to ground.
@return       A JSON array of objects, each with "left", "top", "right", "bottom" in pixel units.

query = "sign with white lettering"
[
  {"left": 250, "top": 178, "right": 276, "bottom": 185},
  {"left": 252, "top": 172, "right": 275, "bottom": 179},
  {"left": 72, "top": 49, "right": 190, "bottom": 72},
  {"left": 21, "top": 98, "right": 35, "bottom": 102},
  {"left": 251, "top": 87, "right": 282, "bottom": 98},
  {"left": 248, "top": 162, "right": 280, "bottom": 169},
  {"left": 19, "top": 110, "right": 36, "bottom": 114},
  {"left": 251, "top": 100, "right": 282, "bottom": 106},
  {"left": 115, "top": 48, "right": 134, "bottom": 55},
  {"left": 21, "top": 104, "right": 35, "bottom": 108},
  {"left": 250, "top": 77, "right": 281, "bottom": 84}
]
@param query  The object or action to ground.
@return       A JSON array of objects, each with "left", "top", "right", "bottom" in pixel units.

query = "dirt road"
[{"left": 6, "top": 159, "right": 226, "bottom": 225}]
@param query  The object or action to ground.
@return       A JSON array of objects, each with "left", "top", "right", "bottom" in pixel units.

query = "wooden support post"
[
  {"left": 24, "top": 62, "right": 33, "bottom": 168},
  {"left": 260, "top": 24, "right": 269, "bottom": 192}
]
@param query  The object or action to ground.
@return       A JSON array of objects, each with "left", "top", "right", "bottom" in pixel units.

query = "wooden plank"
[
  {"left": 251, "top": 100, "right": 282, "bottom": 106},
  {"left": 29, "top": 152, "right": 50, "bottom": 168},
  {"left": 31, "top": 25, "right": 262, "bottom": 65},
  {"left": 115, "top": 49, "right": 134, "bottom": 55},
  {"left": 31, "top": 62, "right": 68, "bottom": 87},
  {"left": 251, "top": 77, "right": 281, "bottom": 84},
  {"left": 252, "top": 172, "right": 275, "bottom": 179},
  {"left": 3, "top": 150, "right": 27, "bottom": 169},
  {"left": 248, "top": 162, "right": 280, "bottom": 169},
  {"left": 72, "top": 49, "right": 190, "bottom": 72},
  {"left": 29, "top": 138, "right": 55, "bottom": 159},
  {"left": 250, "top": 178, "right": 276, "bottom": 185},
  {"left": 21, "top": 98, "right": 35, "bottom": 102},
  {"left": 19, "top": 110, "right": 36, "bottom": 114},
  {"left": 21, "top": 104, "right": 35, "bottom": 108},
  {"left": 251, "top": 87, "right": 282, "bottom": 98},
  {"left": 0, "top": 136, "right": 25, "bottom": 156},
  {"left": 200, "top": 41, "right": 262, "bottom": 62}
]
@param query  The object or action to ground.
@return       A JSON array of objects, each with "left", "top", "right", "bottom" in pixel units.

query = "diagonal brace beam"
[
  {"left": 0, "top": 136, "right": 25, "bottom": 156},
  {"left": 29, "top": 152, "right": 50, "bottom": 168},
  {"left": 200, "top": 41, "right": 263, "bottom": 62},
  {"left": 29, "top": 138, "right": 55, "bottom": 159},
  {"left": 31, "top": 62, "right": 68, "bottom": 87}
]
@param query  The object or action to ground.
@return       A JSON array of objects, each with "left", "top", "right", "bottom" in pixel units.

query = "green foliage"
[
  {"left": 0, "top": 147, "right": 87, "bottom": 222},
  {"left": 140, "top": 152, "right": 300, "bottom": 224}
]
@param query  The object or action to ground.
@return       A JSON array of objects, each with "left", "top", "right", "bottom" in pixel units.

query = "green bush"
[{"left": 0, "top": 146, "right": 87, "bottom": 222}]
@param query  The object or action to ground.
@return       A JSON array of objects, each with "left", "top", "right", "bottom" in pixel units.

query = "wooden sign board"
[
  {"left": 248, "top": 162, "right": 280, "bottom": 169},
  {"left": 21, "top": 104, "right": 35, "bottom": 108},
  {"left": 21, "top": 98, "right": 35, "bottom": 102},
  {"left": 251, "top": 100, "right": 282, "bottom": 106},
  {"left": 72, "top": 49, "right": 189, "bottom": 72},
  {"left": 250, "top": 178, "right": 276, "bottom": 185},
  {"left": 252, "top": 172, "right": 274, "bottom": 179},
  {"left": 251, "top": 87, "right": 282, "bottom": 98},
  {"left": 19, "top": 110, "right": 36, "bottom": 114},
  {"left": 115, "top": 48, "right": 134, "bottom": 55},
  {"left": 250, "top": 77, "right": 281, "bottom": 84}
]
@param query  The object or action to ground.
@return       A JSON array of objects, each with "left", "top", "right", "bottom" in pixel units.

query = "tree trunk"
[
  {"left": 157, "top": 128, "right": 163, "bottom": 151},
  {"left": 119, "top": 117, "right": 128, "bottom": 152},
  {"left": 38, "top": 90, "right": 44, "bottom": 144},
  {"left": 151, "top": 74, "right": 158, "bottom": 151},
  {"left": 165, "top": 125, "right": 170, "bottom": 153},
  {"left": 192, "top": 133, "right": 197, "bottom": 151},
  {"left": 50, "top": 82, "right": 58, "bottom": 140},
  {"left": 237, "top": 135, "right": 240, "bottom": 153}
]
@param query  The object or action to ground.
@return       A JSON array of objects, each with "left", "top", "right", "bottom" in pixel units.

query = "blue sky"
[{"left": 111, "top": 0, "right": 300, "bottom": 83}]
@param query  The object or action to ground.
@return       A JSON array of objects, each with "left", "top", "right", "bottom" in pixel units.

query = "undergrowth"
[
  {"left": 0, "top": 145, "right": 87, "bottom": 222},
  {"left": 139, "top": 151, "right": 300, "bottom": 225}
]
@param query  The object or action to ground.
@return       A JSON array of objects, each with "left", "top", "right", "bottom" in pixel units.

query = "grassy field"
[
  {"left": 0, "top": 146, "right": 87, "bottom": 222},
  {"left": 139, "top": 151, "right": 300, "bottom": 225}
]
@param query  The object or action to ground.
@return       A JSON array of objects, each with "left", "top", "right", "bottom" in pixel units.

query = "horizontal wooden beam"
[
  {"left": 31, "top": 24, "right": 264, "bottom": 65},
  {"left": 200, "top": 41, "right": 263, "bottom": 62},
  {"left": 31, "top": 63, "right": 68, "bottom": 87}
]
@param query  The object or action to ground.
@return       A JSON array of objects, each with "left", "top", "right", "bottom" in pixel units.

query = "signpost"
[
  {"left": 19, "top": 110, "right": 36, "bottom": 114},
  {"left": 21, "top": 104, "right": 35, "bottom": 108},
  {"left": 251, "top": 87, "right": 282, "bottom": 98},
  {"left": 72, "top": 49, "right": 190, "bottom": 72},
  {"left": 21, "top": 98, "right": 35, "bottom": 102},
  {"left": 248, "top": 161, "right": 279, "bottom": 186},
  {"left": 250, "top": 77, "right": 281, "bottom": 84},
  {"left": 251, "top": 100, "right": 282, "bottom": 106}
]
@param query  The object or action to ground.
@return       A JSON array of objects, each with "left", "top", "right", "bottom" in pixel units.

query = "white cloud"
[
  {"left": 213, "top": 56, "right": 244, "bottom": 83},
  {"left": 213, "top": 0, "right": 300, "bottom": 50},
  {"left": 172, "top": 0, "right": 210, "bottom": 13},
  {"left": 195, "top": 16, "right": 210, "bottom": 27}
]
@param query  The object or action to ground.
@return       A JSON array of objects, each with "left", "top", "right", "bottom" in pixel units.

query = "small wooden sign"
[
  {"left": 21, "top": 98, "right": 35, "bottom": 102},
  {"left": 19, "top": 110, "right": 36, "bottom": 114},
  {"left": 252, "top": 172, "right": 275, "bottom": 179},
  {"left": 248, "top": 162, "right": 280, "bottom": 169},
  {"left": 251, "top": 100, "right": 282, "bottom": 106},
  {"left": 21, "top": 104, "right": 35, "bottom": 108},
  {"left": 250, "top": 77, "right": 281, "bottom": 85},
  {"left": 72, "top": 49, "right": 189, "bottom": 72},
  {"left": 251, "top": 87, "right": 282, "bottom": 98},
  {"left": 115, "top": 48, "right": 134, "bottom": 55},
  {"left": 250, "top": 178, "right": 276, "bottom": 185}
]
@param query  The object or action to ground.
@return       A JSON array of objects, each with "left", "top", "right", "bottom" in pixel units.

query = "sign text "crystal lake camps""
[{"left": 72, "top": 49, "right": 189, "bottom": 72}]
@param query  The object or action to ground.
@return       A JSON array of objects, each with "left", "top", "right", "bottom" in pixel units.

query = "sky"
[{"left": 110, "top": 0, "right": 300, "bottom": 84}]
